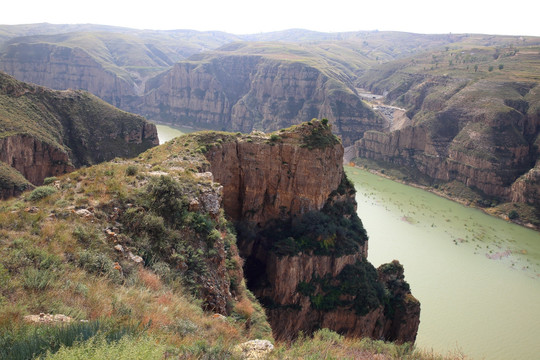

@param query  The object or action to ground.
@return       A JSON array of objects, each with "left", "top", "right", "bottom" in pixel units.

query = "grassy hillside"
[
  {"left": 0, "top": 71, "right": 156, "bottom": 166},
  {"left": 0, "top": 130, "right": 464, "bottom": 359},
  {"left": 0, "top": 161, "right": 32, "bottom": 197},
  {"left": 0, "top": 24, "right": 240, "bottom": 57}
]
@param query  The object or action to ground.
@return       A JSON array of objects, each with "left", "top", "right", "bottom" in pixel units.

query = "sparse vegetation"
[{"left": 27, "top": 186, "right": 57, "bottom": 201}]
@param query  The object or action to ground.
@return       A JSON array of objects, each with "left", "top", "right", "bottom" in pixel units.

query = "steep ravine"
[{"left": 202, "top": 121, "right": 420, "bottom": 342}]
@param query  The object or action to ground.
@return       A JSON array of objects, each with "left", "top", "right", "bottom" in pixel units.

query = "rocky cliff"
[
  {"left": 0, "top": 41, "right": 138, "bottom": 108},
  {"left": 0, "top": 71, "right": 158, "bottom": 198},
  {"left": 354, "top": 72, "right": 540, "bottom": 214},
  {"left": 143, "top": 54, "right": 383, "bottom": 146},
  {"left": 201, "top": 120, "right": 420, "bottom": 342}
]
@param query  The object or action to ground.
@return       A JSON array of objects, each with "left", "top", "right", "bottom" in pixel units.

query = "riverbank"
[{"left": 348, "top": 158, "right": 539, "bottom": 231}]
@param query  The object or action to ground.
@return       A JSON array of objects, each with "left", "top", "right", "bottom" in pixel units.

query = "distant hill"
[{"left": 0, "top": 71, "right": 158, "bottom": 198}]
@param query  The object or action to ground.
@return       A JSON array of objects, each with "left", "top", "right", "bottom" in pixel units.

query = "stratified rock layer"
[
  {"left": 202, "top": 121, "right": 420, "bottom": 342},
  {"left": 356, "top": 73, "right": 540, "bottom": 211},
  {"left": 143, "top": 55, "right": 383, "bottom": 146},
  {"left": 0, "top": 42, "right": 136, "bottom": 108}
]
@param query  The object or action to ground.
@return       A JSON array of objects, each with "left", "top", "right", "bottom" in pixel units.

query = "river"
[
  {"left": 154, "top": 123, "right": 196, "bottom": 143},
  {"left": 346, "top": 166, "right": 540, "bottom": 360},
  {"left": 154, "top": 124, "right": 540, "bottom": 359}
]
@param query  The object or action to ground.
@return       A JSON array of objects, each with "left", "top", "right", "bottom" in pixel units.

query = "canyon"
[
  {"left": 353, "top": 61, "right": 540, "bottom": 223},
  {"left": 142, "top": 53, "right": 383, "bottom": 146},
  {"left": 2, "top": 25, "right": 539, "bottom": 222}
]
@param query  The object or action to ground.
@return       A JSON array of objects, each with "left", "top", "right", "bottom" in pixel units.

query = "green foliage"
[
  {"left": 508, "top": 210, "right": 519, "bottom": 219},
  {"left": 298, "top": 260, "right": 385, "bottom": 315},
  {"left": 22, "top": 267, "right": 57, "bottom": 290},
  {"left": 301, "top": 123, "right": 340, "bottom": 150},
  {"left": 143, "top": 175, "right": 189, "bottom": 227},
  {"left": 43, "top": 335, "right": 165, "bottom": 360},
  {"left": 78, "top": 250, "right": 118, "bottom": 280},
  {"left": 125, "top": 165, "right": 138, "bottom": 176},
  {"left": 28, "top": 186, "right": 57, "bottom": 201},
  {"left": 0, "top": 319, "right": 144, "bottom": 360},
  {"left": 297, "top": 281, "right": 316, "bottom": 297},
  {"left": 268, "top": 186, "right": 367, "bottom": 257},
  {"left": 42, "top": 177, "right": 58, "bottom": 185}
]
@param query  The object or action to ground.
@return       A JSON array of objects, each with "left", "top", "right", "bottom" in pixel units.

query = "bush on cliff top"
[
  {"left": 270, "top": 174, "right": 367, "bottom": 257},
  {"left": 301, "top": 119, "right": 340, "bottom": 150}
]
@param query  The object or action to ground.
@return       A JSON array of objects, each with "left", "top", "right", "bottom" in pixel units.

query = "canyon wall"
[
  {"left": 354, "top": 77, "right": 540, "bottom": 206},
  {"left": 201, "top": 121, "right": 420, "bottom": 342},
  {"left": 0, "top": 42, "right": 137, "bottom": 108},
  {"left": 143, "top": 55, "right": 383, "bottom": 146}
]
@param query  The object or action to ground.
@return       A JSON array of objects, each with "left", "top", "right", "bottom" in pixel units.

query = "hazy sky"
[{"left": 2, "top": 0, "right": 539, "bottom": 36}]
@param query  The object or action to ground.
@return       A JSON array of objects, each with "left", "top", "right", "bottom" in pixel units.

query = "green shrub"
[
  {"left": 125, "top": 165, "right": 138, "bottom": 176},
  {"left": 301, "top": 124, "right": 340, "bottom": 150},
  {"left": 508, "top": 210, "right": 519, "bottom": 220},
  {"left": 78, "top": 251, "right": 114, "bottom": 276},
  {"left": 297, "top": 281, "right": 315, "bottom": 296},
  {"left": 169, "top": 319, "right": 198, "bottom": 336},
  {"left": 43, "top": 335, "right": 165, "bottom": 360},
  {"left": 43, "top": 177, "right": 58, "bottom": 185},
  {"left": 28, "top": 186, "right": 57, "bottom": 201}
]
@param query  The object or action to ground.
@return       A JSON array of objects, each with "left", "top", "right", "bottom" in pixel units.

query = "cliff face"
[
  {"left": 143, "top": 55, "right": 383, "bottom": 146},
  {"left": 354, "top": 78, "right": 539, "bottom": 205},
  {"left": 0, "top": 42, "right": 136, "bottom": 108},
  {"left": 0, "top": 134, "right": 74, "bottom": 185},
  {"left": 201, "top": 121, "right": 420, "bottom": 342},
  {"left": 204, "top": 130, "right": 343, "bottom": 226},
  {"left": 0, "top": 71, "right": 158, "bottom": 197}
]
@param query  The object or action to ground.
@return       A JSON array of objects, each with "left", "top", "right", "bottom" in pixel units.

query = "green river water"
[
  {"left": 155, "top": 124, "right": 540, "bottom": 359},
  {"left": 154, "top": 123, "right": 195, "bottom": 143},
  {"left": 346, "top": 167, "right": 540, "bottom": 360}
]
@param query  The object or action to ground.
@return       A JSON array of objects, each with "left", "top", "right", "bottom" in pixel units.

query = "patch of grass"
[
  {"left": 43, "top": 334, "right": 166, "bottom": 360},
  {"left": 0, "top": 319, "right": 144, "bottom": 360},
  {"left": 27, "top": 186, "right": 58, "bottom": 201}
]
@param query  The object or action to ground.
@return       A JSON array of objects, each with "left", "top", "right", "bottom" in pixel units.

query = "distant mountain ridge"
[{"left": 1, "top": 23, "right": 540, "bottom": 223}]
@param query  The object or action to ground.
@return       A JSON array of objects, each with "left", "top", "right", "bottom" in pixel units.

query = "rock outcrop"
[
  {"left": 354, "top": 76, "right": 540, "bottom": 208},
  {"left": 143, "top": 55, "right": 383, "bottom": 146},
  {"left": 0, "top": 71, "right": 158, "bottom": 198},
  {"left": 0, "top": 134, "right": 74, "bottom": 185},
  {"left": 202, "top": 121, "right": 420, "bottom": 342}
]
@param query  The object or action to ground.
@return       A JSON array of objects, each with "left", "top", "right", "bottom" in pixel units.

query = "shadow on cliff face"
[{"left": 201, "top": 121, "right": 420, "bottom": 343}]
